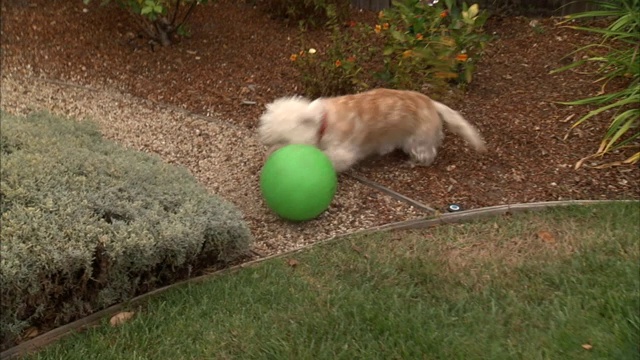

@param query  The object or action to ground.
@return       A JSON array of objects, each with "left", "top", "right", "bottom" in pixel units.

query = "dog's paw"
[
  {"left": 403, "top": 161, "right": 419, "bottom": 169},
  {"left": 404, "top": 159, "right": 436, "bottom": 169}
]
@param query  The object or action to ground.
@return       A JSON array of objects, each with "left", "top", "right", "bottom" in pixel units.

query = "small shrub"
[
  {"left": 551, "top": 0, "right": 639, "bottom": 168},
  {"left": 292, "top": 5, "right": 374, "bottom": 97},
  {"left": 83, "top": 0, "right": 213, "bottom": 46},
  {"left": 0, "top": 111, "right": 252, "bottom": 350},
  {"left": 376, "top": 0, "right": 490, "bottom": 91},
  {"left": 290, "top": 0, "right": 491, "bottom": 98}
]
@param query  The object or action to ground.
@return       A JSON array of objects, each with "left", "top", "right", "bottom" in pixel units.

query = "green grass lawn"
[{"left": 25, "top": 202, "right": 639, "bottom": 360}]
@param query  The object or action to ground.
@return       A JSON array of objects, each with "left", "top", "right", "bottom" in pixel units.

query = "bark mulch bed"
[{"left": 3, "top": 0, "right": 637, "bottom": 210}]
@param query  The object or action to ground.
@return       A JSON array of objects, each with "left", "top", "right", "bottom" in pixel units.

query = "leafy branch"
[{"left": 84, "top": 0, "right": 211, "bottom": 46}]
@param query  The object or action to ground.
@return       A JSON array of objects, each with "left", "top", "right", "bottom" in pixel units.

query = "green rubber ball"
[{"left": 260, "top": 144, "right": 337, "bottom": 221}]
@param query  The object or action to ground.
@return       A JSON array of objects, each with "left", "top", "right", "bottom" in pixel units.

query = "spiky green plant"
[{"left": 552, "top": 0, "right": 639, "bottom": 168}]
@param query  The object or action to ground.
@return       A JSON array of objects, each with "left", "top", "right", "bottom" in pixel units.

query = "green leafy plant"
[
  {"left": 83, "top": 0, "right": 211, "bottom": 46},
  {"left": 376, "top": 0, "right": 490, "bottom": 91},
  {"left": 291, "top": 5, "right": 373, "bottom": 97},
  {"left": 291, "top": 0, "right": 490, "bottom": 98},
  {"left": 551, "top": 0, "right": 639, "bottom": 168}
]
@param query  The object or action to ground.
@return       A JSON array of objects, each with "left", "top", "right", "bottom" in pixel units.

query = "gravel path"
[{"left": 1, "top": 73, "right": 428, "bottom": 257}]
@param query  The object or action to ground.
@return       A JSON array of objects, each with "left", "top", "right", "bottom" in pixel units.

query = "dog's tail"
[{"left": 433, "top": 101, "right": 487, "bottom": 152}]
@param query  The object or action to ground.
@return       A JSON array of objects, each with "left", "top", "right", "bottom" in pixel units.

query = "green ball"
[{"left": 260, "top": 144, "right": 337, "bottom": 221}]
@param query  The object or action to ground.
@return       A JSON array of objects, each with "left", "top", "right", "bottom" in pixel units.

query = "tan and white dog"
[{"left": 258, "top": 88, "right": 486, "bottom": 172}]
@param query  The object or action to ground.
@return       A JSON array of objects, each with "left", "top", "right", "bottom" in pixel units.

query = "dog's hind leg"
[
  {"left": 377, "top": 144, "right": 396, "bottom": 156},
  {"left": 406, "top": 145, "right": 437, "bottom": 167},
  {"left": 402, "top": 133, "right": 441, "bottom": 167}
]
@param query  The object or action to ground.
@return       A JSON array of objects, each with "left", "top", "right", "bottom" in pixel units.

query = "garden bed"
[{"left": 2, "top": 0, "right": 637, "bottom": 208}]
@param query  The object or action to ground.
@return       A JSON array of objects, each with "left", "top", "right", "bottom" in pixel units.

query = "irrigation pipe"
[{"left": 346, "top": 172, "right": 437, "bottom": 213}]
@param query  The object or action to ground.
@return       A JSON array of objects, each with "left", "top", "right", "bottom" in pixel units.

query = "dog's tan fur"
[{"left": 258, "top": 88, "right": 486, "bottom": 172}]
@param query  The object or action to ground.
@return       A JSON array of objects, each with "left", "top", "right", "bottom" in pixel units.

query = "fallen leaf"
[
  {"left": 287, "top": 259, "right": 299, "bottom": 268},
  {"left": 109, "top": 311, "right": 135, "bottom": 327},
  {"left": 559, "top": 113, "right": 575, "bottom": 123},
  {"left": 582, "top": 344, "right": 593, "bottom": 350},
  {"left": 537, "top": 230, "right": 556, "bottom": 244},
  {"left": 351, "top": 245, "right": 363, "bottom": 254},
  {"left": 574, "top": 155, "right": 589, "bottom": 169}
]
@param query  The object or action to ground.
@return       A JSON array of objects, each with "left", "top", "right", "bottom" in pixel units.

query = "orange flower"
[
  {"left": 382, "top": 22, "right": 390, "bottom": 30},
  {"left": 440, "top": 10, "right": 448, "bottom": 18},
  {"left": 347, "top": 55, "right": 356, "bottom": 62},
  {"left": 416, "top": 33, "right": 424, "bottom": 40},
  {"left": 456, "top": 53, "right": 468, "bottom": 62},
  {"left": 290, "top": 54, "right": 298, "bottom": 61},
  {"left": 348, "top": 20, "right": 357, "bottom": 27},
  {"left": 402, "top": 50, "right": 413, "bottom": 58},
  {"left": 335, "top": 59, "right": 342, "bottom": 67},
  {"left": 374, "top": 24, "right": 382, "bottom": 34}
]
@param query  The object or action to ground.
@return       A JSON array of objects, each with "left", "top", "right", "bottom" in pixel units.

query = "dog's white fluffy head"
[{"left": 258, "top": 96, "right": 324, "bottom": 149}]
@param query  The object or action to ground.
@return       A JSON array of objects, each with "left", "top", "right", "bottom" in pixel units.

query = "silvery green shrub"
[{"left": 0, "top": 111, "right": 252, "bottom": 349}]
